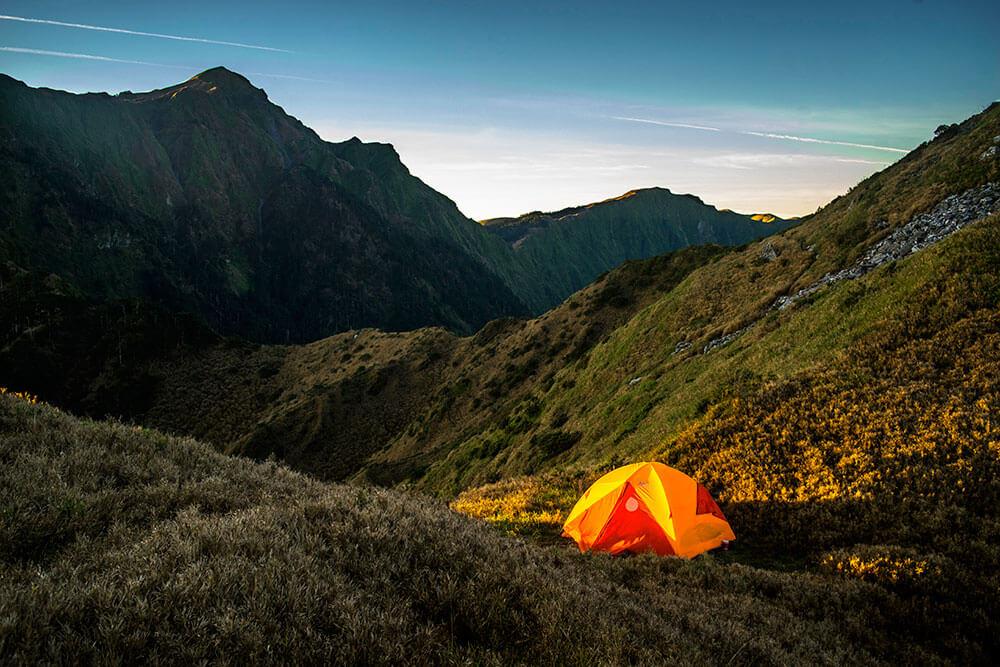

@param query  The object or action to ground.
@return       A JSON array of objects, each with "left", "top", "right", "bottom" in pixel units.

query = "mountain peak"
[
  {"left": 186, "top": 67, "right": 266, "bottom": 99},
  {"left": 190, "top": 66, "right": 253, "bottom": 88},
  {"left": 125, "top": 66, "right": 267, "bottom": 103}
]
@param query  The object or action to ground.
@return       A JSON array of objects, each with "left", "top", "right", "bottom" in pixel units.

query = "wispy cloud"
[
  {"left": 0, "top": 14, "right": 291, "bottom": 53},
  {"left": 0, "top": 46, "right": 333, "bottom": 83},
  {"left": 611, "top": 116, "right": 721, "bottom": 132},
  {"left": 740, "top": 131, "right": 908, "bottom": 154},
  {"left": 0, "top": 46, "right": 190, "bottom": 69}
]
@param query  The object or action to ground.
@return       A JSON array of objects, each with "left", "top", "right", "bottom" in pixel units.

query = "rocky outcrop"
[
  {"left": 703, "top": 325, "right": 751, "bottom": 354},
  {"left": 774, "top": 182, "right": 1000, "bottom": 311},
  {"left": 699, "top": 181, "right": 1000, "bottom": 355}
]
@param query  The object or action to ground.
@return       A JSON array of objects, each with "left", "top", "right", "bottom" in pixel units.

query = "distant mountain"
[
  {"left": 0, "top": 67, "right": 789, "bottom": 341},
  {"left": 482, "top": 188, "right": 795, "bottom": 311}
]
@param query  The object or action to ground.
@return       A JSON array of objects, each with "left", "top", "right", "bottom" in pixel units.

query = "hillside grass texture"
[{"left": 0, "top": 392, "right": 929, "bottom": 665}]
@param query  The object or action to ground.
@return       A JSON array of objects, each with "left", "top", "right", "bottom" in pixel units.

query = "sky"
[{"left": 1, "top": 1, "right": 997, "bottom": 219}]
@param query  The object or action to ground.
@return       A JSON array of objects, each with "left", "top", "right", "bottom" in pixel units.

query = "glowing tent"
[{"left": 562, "top": 462, "right": 734, "bottom": 558}]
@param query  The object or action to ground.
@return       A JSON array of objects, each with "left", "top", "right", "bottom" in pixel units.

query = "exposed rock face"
[
  {"left": 672, "top": 340, "right": 692, "bottom": 354},
  {"left": 759, "top": 241, "right": 779, "bottom": 262},
  {"left": 700, "top": 182, "right": 1000, "bottom": 355},
  {"left": 774, "top": 182, "right": 1000, "bottom": 311}
]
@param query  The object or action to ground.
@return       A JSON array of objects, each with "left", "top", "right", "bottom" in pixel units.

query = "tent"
[{"left": 562, "top": 462, "right": 735, "bottom": 558}]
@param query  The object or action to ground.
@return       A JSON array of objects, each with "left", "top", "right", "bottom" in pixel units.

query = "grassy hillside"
[
  {"left": 455, "top": 215, "right": 1000, "bottom": 660},
  {"left": 2, "top": 103, "right": 998, "bottom": 498},
  {"left": 0, "top": 242, "right": 727, "bottom": 482},
  {"left": 2, "top": 392, "right": 993, "bottom": 663}
]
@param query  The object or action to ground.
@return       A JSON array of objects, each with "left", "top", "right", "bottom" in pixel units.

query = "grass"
[{"left": 0, "top": 392, "right": 941, "bottom": 665}]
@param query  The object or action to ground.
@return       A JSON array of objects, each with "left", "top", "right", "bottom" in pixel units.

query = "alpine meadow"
[{"left": 1, "top": 2, "right": 998, "bottom": 664}]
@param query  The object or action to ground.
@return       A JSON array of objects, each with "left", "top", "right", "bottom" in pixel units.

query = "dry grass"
[{"left": 1, "top": 393, "right": 958, "bottom": 665}]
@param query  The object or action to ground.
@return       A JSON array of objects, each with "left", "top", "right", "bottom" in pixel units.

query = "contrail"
[
  {"left": 612, "top": 116, "right": 721, "bottom": 132},
  {"left": 612, "top": 115, "right": 910, "bottom": 155},
  {"left": 0, "top": 47, "right": 335, "bottom": 84},
  {"left": 0, "top": 46, "right": 191, "bottom": 69},
  {"left": 741, "top": 131, "right": 908, "bottom": 154},
  {"left": 0, "top": 14, "right": 291, "bottom": 53}
]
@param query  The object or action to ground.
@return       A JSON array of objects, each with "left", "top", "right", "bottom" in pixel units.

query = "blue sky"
[{"left": 1, "top": 1, "right": 997, "bottom": 218}]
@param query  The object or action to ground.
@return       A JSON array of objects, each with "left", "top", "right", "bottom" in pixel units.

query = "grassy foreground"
[{"left": 2, "top": 392, "right": 984, "bottom": 665}]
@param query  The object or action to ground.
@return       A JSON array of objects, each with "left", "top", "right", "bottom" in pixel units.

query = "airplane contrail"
[
  {"left": 0, "top": 14, "right": 292, "bottom": 53},
  {"left": 0, "top": 47, "right": 334, "bottom": 84},
  {"left": 612, "top": 115, "right": 909, "bottom": 154},
  {"left": 611, "top": 116, "right": 721, "bottom": 132},
  {"left": 741, "top": 131, "right": 908, "bottom": 154},
  {"left": 0, "top": 46, "right": 191, "bottom": 69}
]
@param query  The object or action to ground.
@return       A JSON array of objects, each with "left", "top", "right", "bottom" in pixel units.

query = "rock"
[
  {"left": 672, "top": 340, "right": 692, "bottom": 354},
  {"left": 627, "top": 376, "right": 644, "bottom": 386},
  {"left": 759, "top": 241, "right": 779, "bottom": 262},
  {"left": 703, "top": 325, "right": 750, "bottom": 354},
  {"left": 773, "top": 182, "right": 999, "bottom": 311},
  {"left": 981, "top": 146, "right": 998, "bottom": 161}
]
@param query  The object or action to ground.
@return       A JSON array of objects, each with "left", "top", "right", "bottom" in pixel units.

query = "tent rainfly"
[{"left": 562, "top": 462, "right": 735, "bottom": 558}]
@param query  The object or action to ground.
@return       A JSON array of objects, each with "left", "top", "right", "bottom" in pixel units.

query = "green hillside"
[{"left": 2, "top": 102, "right": 998, "bottom": 501}]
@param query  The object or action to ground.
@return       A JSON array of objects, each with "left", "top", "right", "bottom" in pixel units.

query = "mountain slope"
[
  {"left": 2, "top": 97, "right": 998, "bottom": 483},
  {"left": 0, "top": 68, "right": 786, "bottom": 342},
  {"left": 483, "top": 187, "right": 795, "bottom": 311},
  {"left": 2, "top": 103, "right": 998, "bottom": 494},
  {"left": 0, "top": 68, "right": 529, "bottom": 341}
]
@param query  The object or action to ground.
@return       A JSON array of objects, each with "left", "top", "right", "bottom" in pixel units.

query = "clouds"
[
  {"left": 320, "top": 123, "right": 891, "bottom": 219},
  {"left": 692, "top": 152, "right": 891, "bottom": 171},
  {"left": 0, "top": 14, "right": 291, "bottom": 52},
  {"left": 740, "top": 131, "right": 908, "bottom": 154}
]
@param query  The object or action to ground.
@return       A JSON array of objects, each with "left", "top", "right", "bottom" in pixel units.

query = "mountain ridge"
[{"left": 0, "top": 67, "right": 789, "bottom": 341}]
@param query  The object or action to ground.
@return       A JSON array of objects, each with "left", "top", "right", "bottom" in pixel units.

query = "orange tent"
[{"left": 562, "top": 462, "right": 734, "bottom": 558}]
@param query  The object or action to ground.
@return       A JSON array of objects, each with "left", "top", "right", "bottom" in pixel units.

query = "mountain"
[
  {"left": 0, "top": 67, "right": 528, "bottom": 342},
  {"left": 6, "top": 102, "right": 993, "bottom": 492},
  {"left": 0, "top": 68, "right": 786, "bottom": 342},
  {"left": 482, "top": 187, "right": 794, "bottom": 311}
]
